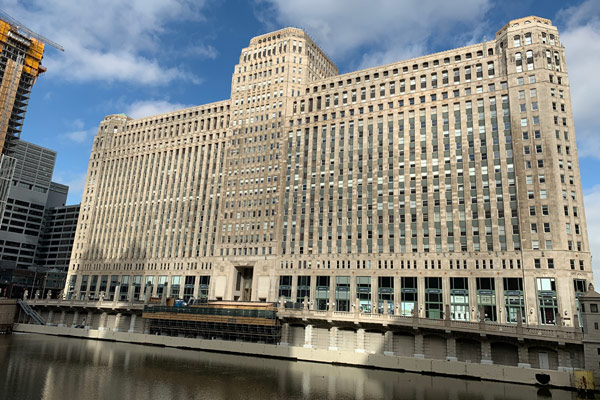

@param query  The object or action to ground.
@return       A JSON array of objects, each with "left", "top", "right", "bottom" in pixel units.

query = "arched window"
[
  {"left": 515, "top": 52, "right": 522, "bottom": 72},
  {"left": 526, "top": 51, "right": 534, "bottom": 70}
]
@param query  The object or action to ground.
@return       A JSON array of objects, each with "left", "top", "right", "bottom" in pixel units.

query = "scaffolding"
[{"left": 143, "top": 301, "right": 281, "bottom": 344}]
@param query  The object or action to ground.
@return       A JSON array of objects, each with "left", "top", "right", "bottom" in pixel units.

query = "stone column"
[
  {"left": 480, "top": 339, "right": 493, "bottom": 364},
  {"left": 85, "top": 311, "right": 93, "bottom": 329},
  {"left": 518, "top": 343, "right": 531, "bottom": 368},
  {"left": 468, "top": 276, "right": 477, "bottom": 321},
  {"left": 309, "top": 281, "right": 316, "bottom": 311},
  {"left": 384, "top": 331, "right": 394, "bottom": 356},
  {"left": 350, "top": 275, "right": 357, "bottom": 310},
  {"left": 128, "top": 284, "right": 135, "bottom": 303},
  {"left": 414, "top": 332, "right": 424, "bottom": 358},
  {"left": 128, "top": 314, "right": 137, "bottom": 333},
  {"left": 58, "top": 310, "right": 66, "bottom": 327},
  {"left": 160, "top": 287, "right": 167, "bottom": 306},
  {"left": 47, "top": 310, "right": 54, "bottom": 325},
  {"left": 557, "top": 345, "right": 572, "bottom": 372},
  {"left": 355, "top": 328, "right": 365, "bottom": 353},
  {"left": 394, "top": 276, "right": 401, "bottom": 316},
  {"left": 113, "top": 313, "right": 121, "bottom": 332},
  {"left": 291, "top": 277, "right": 298, "bottom": 306},
  {"left": 371, "top": 276, "right": 378, "bottom": 314},
  {"left": 446, "top": 336, "right": 457, "bottom": 361},
  {"left": 328, "top": 327, "right": 339, "bottom": 351},
  {"left": 143, "top": 317, "right": 151, "bottom": 334},
  {"left": 442, "top": 277, "right": 451, "bottom": 319},
  {"left": 496, "top": 279, "right": 505, "bottom": 324},
  {"left": 304, "top": 324, "right": 313, "bottom": 348},
  {"left": 72, "top": 311, "right": 79, "bottom": 328},
  {"left": 144, "top": 285, "right": 152, "bottom": 305},
  {"left": 280, "top": 323, "right": 290, "bottom": 346},
  {"left": 99, "top": 312, "right": 108, "bottom": 331},
  {"left": 113, "top": 284, "right": 121, "bottom": 304}
]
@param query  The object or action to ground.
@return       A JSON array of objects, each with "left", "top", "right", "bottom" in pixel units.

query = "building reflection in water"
[{"left": 0, "top": 334, "right": 585, "bottom": 400}]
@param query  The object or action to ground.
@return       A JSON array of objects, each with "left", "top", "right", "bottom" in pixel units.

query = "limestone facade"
[{"left": 65, "top": 17, "right": 592, "bottom": 327}]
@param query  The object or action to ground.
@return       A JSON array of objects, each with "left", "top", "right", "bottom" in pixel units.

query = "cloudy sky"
[{"left": 2, "top": 0, "right": 600, "bottom": 283}]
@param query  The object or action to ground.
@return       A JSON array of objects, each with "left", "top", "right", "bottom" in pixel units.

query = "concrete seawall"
[{"left": 13, "top": 323, "right": 574, "bottom": 389}]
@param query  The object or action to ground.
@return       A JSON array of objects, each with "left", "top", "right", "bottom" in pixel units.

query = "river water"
[{"left": 0, "top": 333, "right": 591, "bottom": 400}]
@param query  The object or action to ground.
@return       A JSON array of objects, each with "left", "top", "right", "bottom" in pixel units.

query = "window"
[
  {"left": 592, "top": 304, "right": 599, "bottom": 313},
  {"left": 514, "top": 35, "right": 521, "bottom": 47}
]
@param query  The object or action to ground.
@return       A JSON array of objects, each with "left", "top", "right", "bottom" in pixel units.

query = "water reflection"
[{"left": 0, "top": 334, "right": 589, "bottom": 400}]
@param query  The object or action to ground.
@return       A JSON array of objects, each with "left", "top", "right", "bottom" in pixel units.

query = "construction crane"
[{"left": 0, "top": 9, "right": 64, "bottom": 52}]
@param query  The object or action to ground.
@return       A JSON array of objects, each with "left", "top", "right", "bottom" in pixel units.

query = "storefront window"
[
  {"left": 378, "top": 276, "right": 394, "bottom": 314},
  {"left": 335, "top": 276, "right": 350, "bottom": 311},
  {"left": 401, "top": 277, "right": 418, "bottom": 316},
  {"left": 450, "top": 277, "right": 469, "bottom": 321}
]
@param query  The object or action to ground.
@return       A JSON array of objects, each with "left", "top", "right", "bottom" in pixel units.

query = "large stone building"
[{"left": 65, "top": 17, "right": 592, "bottom": 327}]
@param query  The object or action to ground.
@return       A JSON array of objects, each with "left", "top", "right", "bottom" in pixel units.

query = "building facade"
[
  {"left": 0, "top": 139, "right": 78, "bottom": 298},
  {"left": 66, "top": 17, "right": 592, "bottom": 327}
]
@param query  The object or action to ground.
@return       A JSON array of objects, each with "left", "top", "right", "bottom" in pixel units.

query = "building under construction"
[{"left": 0, "top": 11, "right": 62, "bottom": 222}]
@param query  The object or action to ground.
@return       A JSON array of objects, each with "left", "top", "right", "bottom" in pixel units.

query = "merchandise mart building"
[{"left": 65, "top": 16, "right": 593, "bottom": 327}]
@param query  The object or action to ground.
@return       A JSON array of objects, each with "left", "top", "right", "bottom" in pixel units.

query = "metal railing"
[
  {"left": 277, "top": 308, "right": 584, "bottom": 343},
  {"left": 17, "top": 299, "right": 45, "bottom": 325}
]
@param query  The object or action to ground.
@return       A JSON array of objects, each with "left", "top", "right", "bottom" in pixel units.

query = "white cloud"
[
  {"left": 557, "top": 0, "right": 600, "bottom": 159},
  {"left": 61, "top": 129, "right": 95, "bottom": 143},
  {"left": 188, "top": 44, "right": 219, "bottom": 59},
  {"left": 0, "top": 0, "right": 209, "bottom": 85},
  {"left": 125, "top": 99, "right": 194, "bottom": 119},
  {"left": 583, "top": 186, "right": 600, "bottom": 288},
  {"left": 59, "top": 119, "right": 95, "bottom": 143},
  {"left": 256, "top": 0, "right": 491, "bottom": 70}
]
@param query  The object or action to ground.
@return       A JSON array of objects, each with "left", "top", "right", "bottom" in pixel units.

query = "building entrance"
[{"left": 235, "top": 267, "right": 253, "bottom": 301}]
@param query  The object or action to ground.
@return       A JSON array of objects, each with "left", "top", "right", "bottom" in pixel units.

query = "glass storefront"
[
  {"left": 278, "top": 276, "right": 292, "bottom": 302},
  {"left": 79, "top": 275, "right": 89, "bottom": 300},
  {"left": 425, "top": 277, "right": 443, "bottom": 319},
  {"left": 108, "top": 275, "right": 119, "bottom": 301},
  {"left": 296, "top": 276, "right": 311, "bottom": 304},
  {"left": 450, "top": 277, "right": 469, "bottom": 321},
  {"left": 197, "top": 276, "right": 210, "bottom": 301},
  {"left": 357, "top": 276, "right": 371, "bottom": 313},
  {"left": 99, "top": 275, "right": 108, "bottom": 297},
  {"left": 401, "top": 277, "right": 418, "bottom": 316},
  {"left": 67, "top": 275, "right": 76, "bottom": 299},
  {"left": 157, "top": 276, "right": 168, "bottom": 298},
  {"left": 503, "top": 277, "right": 525, "bottom": 323},
  {"left": 315, "top": 276, "right": 330, "bottom": 311},
  {"left": 537, "top": 277, "right": 558, "bottom": 325},
  {"left": 170, "top": 276, "right": 181, "bottom": 298},
  {"left": 183, "top": 276, "right": 195, "bottom": 302},
  {"left": 132, "top": 275, "right": 142, "bottom": 301},
  {"left": 335, "top": 276, "right": 350, "bottom": 311},
  {"left": 89, "top": 275, "right": 98, "bottom": 300},
  {"left": 378, "top": 276, "right": 394, "bottom": 314},
  {"left": 119, "top": 276, "right": 130, "bottom": 301},
  {"left": 476, "top": 277, "right": 497, "bottom": 322}
]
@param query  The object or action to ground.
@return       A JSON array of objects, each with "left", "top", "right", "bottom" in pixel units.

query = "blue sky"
[{"left": 3, "top": 0, "right": 600, "bottom": 281}]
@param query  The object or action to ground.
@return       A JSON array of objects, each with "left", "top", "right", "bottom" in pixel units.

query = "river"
[{"left": 0, "top": 333, "right": 591, "bottom": 399}]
